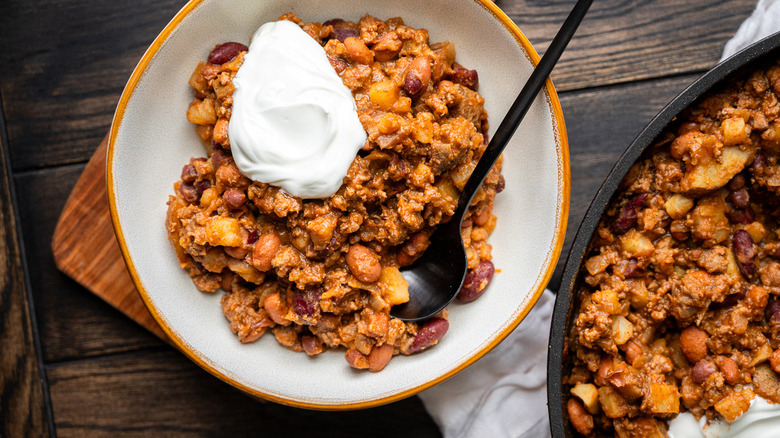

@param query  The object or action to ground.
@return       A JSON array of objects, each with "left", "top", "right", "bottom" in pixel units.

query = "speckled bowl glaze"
[{"left": 108, "top": 0, "right": 569, "bottom": 409}]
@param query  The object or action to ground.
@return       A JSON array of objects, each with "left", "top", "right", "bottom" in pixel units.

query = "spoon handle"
[{"left": 455, "top": 0, "right": 593, "bottom": 214}]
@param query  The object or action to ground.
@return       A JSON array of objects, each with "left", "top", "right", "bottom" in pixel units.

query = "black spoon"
[{"left": 391, "top": 0, "right": 593, "bottom": 321}]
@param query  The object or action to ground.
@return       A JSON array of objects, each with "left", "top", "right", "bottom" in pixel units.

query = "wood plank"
[
  {"left": 0, "top": 99, "right": 50, "bottom": 435},
  {"left": 47, "top": 349, "right": 440, "bottom": 437},
  {"left": 0, "top": 0, "right": 186, "bottom": 171},
  {"left": 51, "top": 137, "right": 169, "bottom": 343},
  {"left": 14, "top": 163, "right": 164, "bottom": 362},
  {"left": 504, "top": 0, "right": 757, "bottom": 91},
  {"left": 0, "top": 0, "right": 755, "bottom": 171}
]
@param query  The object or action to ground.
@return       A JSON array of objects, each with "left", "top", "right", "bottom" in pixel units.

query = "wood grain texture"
[
  {"left": 500, "top": 0, "right": 756, "bottom": 91},
  {"left": 14, "top": 163, "right": 164, "bottom": 363},
  {"left": 0, "top": 103, "right": 50, "bottom": 436},
  {"left": 47, "top": 349, "right": 441, "bottom": 438},
  {"left": 51, "top": 137, "right": 169, "bottom": 343},
  {"left": 0, "top": 0, "right": 755, "bottom": 171}
]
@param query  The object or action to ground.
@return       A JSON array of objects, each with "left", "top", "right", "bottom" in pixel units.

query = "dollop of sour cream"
[
  {"left": 228, "top": 20, "right": 367, "bottom": 199},
  {"left": 668, "top": 396, "right": 780, "bottom": 438}
]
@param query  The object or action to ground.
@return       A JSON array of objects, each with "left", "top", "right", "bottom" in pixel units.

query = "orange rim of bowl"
[{"left": 107, "top": 0, "right": 570, "bottom": 410}]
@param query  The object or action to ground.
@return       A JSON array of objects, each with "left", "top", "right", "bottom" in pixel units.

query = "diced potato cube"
[
  {"left": 665, "top": 194, "right": 694, "bottom": 219},
  {"left": 714, "top": 388, "right": 755, "bottom": 422},
  {"left": 611, "top": 315, "right": 634, "bottom": 346},
  {"left": 369, "top": 80, "right": 400, "bottom": 110},
  {"left": 378, "top": 267, "right": 409, "bottom": 306},
  {"left": 745, "top": 221, "right": 767, "bottom": 243},
  {"left": 681, "top": 146, "right": 750, "bottom": 192},
  {"left": 585, "top": 253, "right": 612, "bottom": 275},
  {"left": 186, "top": 97, "right": 217, "bottom": 125},
  {"left": 591, "top": 288, "right": 623, "bottom": 315},
  {"left": 571, "top": 383, "right": 600, "bottom": 414},
  {"left": 620, "top": 229, "right": 654, "bottom": 257},
  {"left": 598, "top": 386, "right": 631, "bottom": 418},
  {"left": 205, "top": 217, "right": 243, "bottom": 247},
  {"left": 614, "top": 417, "right": 665, "bottom": 438},
  {"left": 721, "top": 117, "right": 748, "bottom": 145},
  {"left": 751, "top": 343, "right": 775, "bottom": 366},
  {"left": 641, "top": 383, "right": 680, "bottom": 415}
]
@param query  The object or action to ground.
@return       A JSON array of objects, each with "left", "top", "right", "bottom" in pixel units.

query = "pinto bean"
[
  {"left": 345, "top": 348, "right": 369, "bottom": 369},
  {"left": 680, "top": 326, "right": 709, "bottom": 363},
  {"left": 208, "top": 42, "right": 248, "bottom": 64},
  {"left": 251, "top": 232, "right": 281, "bottom": 272},
  {"left": 733, "top": 230, "right": 757, "bottom": 278},
  {"left": 409, "top": 317, "right": 449, "bottom": 353},
  {"left": 368, "top": 344, "right": 395, "bottom": 372},
  {"left": 567, "top": 398, "right": 594, "bottom": 436},
  {"left": 719, "top": 357, "right": 740, "bottom": 385},
  {"left": 456, "top": 260, "right": 495, "bottom": 302},
  {"left": 264, "top": 293, "right": 289, "bottom": 326},
  {"left": 346, "top": 244, "right": 382, "bottom": 283},
  {"left": 302, "top": 335, "right": 324, "bottom": 356},
  {"left": 691, "top": 359, "right": 717, "bottom": 383},
  {"left": 447, "top": 64, "right": 479, "bottom": 90},
  {"left": 343, "top": 37, "right": 373, "bottom": 64}
]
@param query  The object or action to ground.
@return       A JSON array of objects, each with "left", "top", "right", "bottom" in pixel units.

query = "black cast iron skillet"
[{"left": 547, "top": 31, "right": 780, "bottom": 437}]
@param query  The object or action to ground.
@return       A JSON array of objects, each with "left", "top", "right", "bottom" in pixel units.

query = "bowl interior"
[
  {"left": 109, "top": 0, "right": 569, "bottom": 408},
  {"left": 547, "top": 31, "right": 780, "bottom": 436}
]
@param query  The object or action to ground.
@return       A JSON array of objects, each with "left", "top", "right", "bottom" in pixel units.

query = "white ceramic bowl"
[{"left": 108, "top": 0, "right": 569, "bottom": 409}]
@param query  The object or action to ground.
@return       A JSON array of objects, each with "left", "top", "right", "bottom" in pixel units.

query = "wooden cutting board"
[{"left": 51, "top": 136, "right": 170, "bottom": 343}]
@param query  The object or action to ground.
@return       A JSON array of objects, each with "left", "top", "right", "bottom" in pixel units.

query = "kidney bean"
[
  {"left": 732, "top": 230, "right": 757, "bottom": 278},
  {"left": 727, "top": 174, "right": 747, "bottom": 191},
  {"left": 611, "top": 193, "right": 650, "bottom": 234},
  {"left": 409, "top": 317, "right": 449, "bottom": 353},
  {"left": 456, "top": 260, "right": 495, "bottom": 302},
  {"left": 210, "top": 148, "right": 228, "bottom": 169},
  {"left": 680, "top": 326, "right": 709, "bottom": 363},
  {"left": 495, "top": 175, "right": 506, "bottom": 193},
  {"left": 179, "top": 181, "right": 199, "bottom": 203},
  {"left": 346, "top": 244, "right": 382, "bottom": 283},
  {"left": 222, "top": 188, "right": 246, "bottom": 210},
  {"left": 251, "top": 232, "right": 281, "bottom": 272},
  {"left": 752, "top": 152, "right": 767, "bottom": 171},
  {"left": 367, "top": 344, "right": 395, "bottom": 372},
  {"left": 208, "top": 42, "right": 248, "bottom": 64},
  {"left": 247, "top": 230, "right": 259, "bottom": 245},
  {"left": 691, "top": 359, "right": 717, "bottom": 383},
  {"left": 195, "top": 180, "right": 211, "bottom": 195},
  {"left": 728, "top": 188, "right": 750, "bottom": 209},
  {"left": 181, "top": 164, "right": 198, "bottom": 182},
  {"left": 332, "top": 26, "right": 359, "bottom": 43},
  {"left": 293, "top": 288, "right": 322, "bottom": 319},
  {"left": 726, "top": 206, "right": 755, "bottom": 224},
  {"left": 448, "top": 65, "right": 479, "bottom": 90},
  {"left": 404, "top": 56, "right": 431, "bottom": 97}
]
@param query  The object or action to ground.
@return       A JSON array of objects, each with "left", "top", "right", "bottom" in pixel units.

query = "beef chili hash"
[
  {"left": 564, "top": 59, "right": 780, "bottom": 436},
  {"left": 165, "top": 14, "right": 504, "bottom": 372}
]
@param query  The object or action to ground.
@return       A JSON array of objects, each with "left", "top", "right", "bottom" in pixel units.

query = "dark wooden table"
[{"left": 0, "top": 0, "right": 762, "bottom": 436}]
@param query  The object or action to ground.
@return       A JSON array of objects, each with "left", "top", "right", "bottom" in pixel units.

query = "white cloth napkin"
[
  {"left": 418, "top": 289, "right": 555, "bottom": 438},
  {"left": 721, "top": 0, "right": 780, "bottom": 61},
  {"left": 418, "top": 2, "right": 780, "bottom": 437}
]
